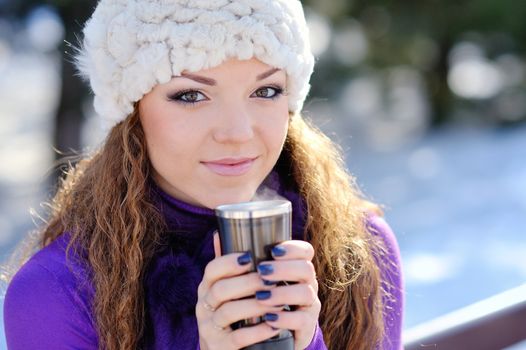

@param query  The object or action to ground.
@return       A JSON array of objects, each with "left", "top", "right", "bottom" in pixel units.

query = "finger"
[
  {"left": 261, "top": 308, "right": 320, "bottom": 350},
  {"left": 261, "top": 308, "right": 319, "bottom": 331},
  {"left": 205, "top": 272, "right": 274, "bottom": 310},
  {"left": 228, "top": 323, "right": 281, "bottom": 349},
  {"left": 269, "top": 240, "right": 314, "bottom": 261},
  {"left": 212, "top": 298, "right": 283, "bottom": 329},
  {"left": 255, "top": 283, "right": 317, "bottom": 308},
  {"left": 214, "top": 231, "right": 222, "bottom": 258},
  {"left": 257, "top": 260, "right": 317, "bottom": 286},
  {"left": 199, "top": 251, "right": 253, "bottom": 293}
]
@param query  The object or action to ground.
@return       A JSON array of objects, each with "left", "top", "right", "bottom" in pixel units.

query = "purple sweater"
[{"left": 3, "top": 176, "right": 403, "bottom": 349}]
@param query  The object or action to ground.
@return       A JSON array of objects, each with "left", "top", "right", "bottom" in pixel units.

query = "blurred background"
[{"left": 0, "top": 0, "right": 525, "bottom": 348}]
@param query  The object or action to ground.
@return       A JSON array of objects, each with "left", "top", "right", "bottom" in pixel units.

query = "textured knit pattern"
[{"left": 76, "top": 0, "right": 315, "bottom": 131}]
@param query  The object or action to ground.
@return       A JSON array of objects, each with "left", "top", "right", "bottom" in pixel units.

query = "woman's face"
[{"left": 139, "top": 58, "right": 289, "bottom": 208}]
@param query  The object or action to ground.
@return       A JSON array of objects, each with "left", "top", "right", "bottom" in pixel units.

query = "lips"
[{"left": 201, "top": 157, "right": 257, "bottom": 176}]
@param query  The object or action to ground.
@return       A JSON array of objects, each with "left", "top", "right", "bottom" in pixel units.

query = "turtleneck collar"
[
  {"left": 149, "top": 169, "right": 307, "bottom": 241},
  {"left": 155, "top": 185, "right": 216, "bottom": 217},
  {"left": 149, "top": 181, "right": 217, "bottom": 241}
]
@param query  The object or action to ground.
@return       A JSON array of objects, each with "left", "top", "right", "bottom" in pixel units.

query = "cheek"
[
  {"left": 262, "top": 110, "right": 289, "bottom": 151},
  {"left": 146, "top": 128, "right": 191, "bottom": 176},
  {"left": 141, "top": 103, "right": 193, "bottom": 159},
  {"left": 271, "top": 123, "right": 288, "bottom": 151},
  {"left": 142, "top": 117, "right": 170, "bottom": 159},
  {"left": 140, "top": 112, "right": 184, "bottom": 176}
]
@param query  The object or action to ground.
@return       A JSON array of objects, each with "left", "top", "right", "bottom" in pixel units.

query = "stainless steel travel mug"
[{"left": 215, "top": 200, "right": 294, "bottom": 350}]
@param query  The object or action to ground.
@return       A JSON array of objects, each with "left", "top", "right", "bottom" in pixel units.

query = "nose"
[{"left": 212, "top": 104, "right": 254, "bottom": 144}]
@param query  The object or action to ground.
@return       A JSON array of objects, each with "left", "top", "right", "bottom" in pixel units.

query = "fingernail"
[
  {"left": 237, "top": 252, "right": 251, "bottom": 265},
  {"left": 271, "top": 245, "right": 286, "bottom": 257},
  {"left": 263, "top": 279, "right": 278, "bottom": 286},
  {"left": 255, "top": 290, "right": 272, "bottom": 300},
  {"left": 263, "top": 313, "right": 279, "bottom": 322},
  {"left": 271, "top": 327, "right": 280, "bottom": 331},
  {"left": 257, "top": 264, "right": 274, "bottom": 276}
]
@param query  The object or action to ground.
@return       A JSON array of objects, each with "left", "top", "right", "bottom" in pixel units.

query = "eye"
[
  {"left": 168, "top": 90, "right": 207, "bottom": 105},
  {"left": 252, "top": 86, "right": 284, "bottom": 99}
]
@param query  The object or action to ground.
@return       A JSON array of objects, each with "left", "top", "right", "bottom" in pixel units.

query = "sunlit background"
[{"left": 0, "top": 1, "right": 525, "bottom": 349}]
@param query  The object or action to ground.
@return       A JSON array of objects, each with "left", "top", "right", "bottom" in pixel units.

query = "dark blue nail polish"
[
  {"left": 237, "top": 252, "right": 251, "bottom": 265},
  {"left": 271, "top": 245, "right": 286, "bottom": 257},
  {"left": 263, "top": 279, "right": 278, "bottom": 286},
  {"left": 257, "top": 264, "right": 274, "bottom": 275},
  {"left": 263, "top": 313, "right": 279, "bottom": 322},
  {"left": 255, "top": 290, "right": 272, "bottom": 300},
  {"left": 271, "top": 327, "right": 279, "bottom": 331}
]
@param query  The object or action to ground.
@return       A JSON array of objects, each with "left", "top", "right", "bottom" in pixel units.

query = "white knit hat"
[{"left": 76, "top": 0, "right": 315, "bottom": 131}]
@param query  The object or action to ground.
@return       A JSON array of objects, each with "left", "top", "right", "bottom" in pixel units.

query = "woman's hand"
[
  {"left": 196, "top": 234, "right": 282, "bottom": 349},
  {"left": 196, "top": 234, "right": 320, "bottom": 350},
  {"left": 255, "top": 240, "right": 321, "bottom": 350}
]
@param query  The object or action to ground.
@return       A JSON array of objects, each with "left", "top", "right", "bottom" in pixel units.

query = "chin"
[{"left": 202, "top": 190, "right": 256, "bottom": 209}]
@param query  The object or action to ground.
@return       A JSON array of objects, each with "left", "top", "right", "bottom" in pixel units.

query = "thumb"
[{"left": 213, "top": 231, "right": 222, "bottom": 258}]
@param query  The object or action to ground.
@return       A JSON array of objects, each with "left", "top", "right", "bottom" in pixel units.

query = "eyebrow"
[
  {"left": 256, "top": 68, "right": 281, "bottom": 81},
  {"left": 179, "top": 73, "right": 217, "bottom": 86},
  {"left": 178, "top": 68, "right": 282, "bottom": 86}
]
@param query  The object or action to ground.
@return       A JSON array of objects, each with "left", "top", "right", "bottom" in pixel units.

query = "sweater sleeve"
[
  {"left": 367, "top": 214, "right": 404, "bottom": 350},
  {"left": 304, "top": 215, "right": 403, "bottom": 350},
  {"left": 303, "top": 322, "right": 327, "bottom": 350},
  {"left": 4, "top": 256, "right": 98, "bottom": 349}
]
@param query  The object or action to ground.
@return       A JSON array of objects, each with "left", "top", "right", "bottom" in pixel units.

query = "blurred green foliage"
[{"left": 304, "top": 0, "right": 526, "bottom": 125}]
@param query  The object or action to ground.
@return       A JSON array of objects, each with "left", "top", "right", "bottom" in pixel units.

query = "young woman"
[{"left": 3, "top": 0, "right": 403, "bottom": 349}]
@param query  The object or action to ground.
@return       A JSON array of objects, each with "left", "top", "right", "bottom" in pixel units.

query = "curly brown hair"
[{"left": 4, "top": 108, "right": 384, "bottom": 350}]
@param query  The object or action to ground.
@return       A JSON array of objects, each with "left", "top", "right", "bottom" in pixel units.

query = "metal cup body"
[
  {"left": 216, "top": 200, "right": 292, "bottom": 266},
  {"left": 215, "top": 200, "right": 294, "bottom": 350}
]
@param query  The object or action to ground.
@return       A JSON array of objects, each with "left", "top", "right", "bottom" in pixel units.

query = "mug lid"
[{"left": 215, "top": 200, "right": 291, "bottom": 219}]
